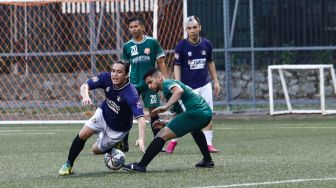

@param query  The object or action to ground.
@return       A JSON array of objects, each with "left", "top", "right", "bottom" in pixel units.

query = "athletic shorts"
[
  {"left": 137, "top": 86, "right": 160, "bottom": 108},
  {"left": 85, "top": 108, "right": 128, "bottom": 152},
  {"left": 194, "top": 82, "right": 213, "bottom": 111},
  {"left": 167, "top": 108, "right": 212, "bottom": 137}
]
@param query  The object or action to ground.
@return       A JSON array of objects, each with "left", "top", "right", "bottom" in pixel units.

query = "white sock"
[
  {"left": 203, "top": 130, "right": 213, "bottom": 145},
  {"left": 171, "top": 138, "right": 178, "bottom": 143}
]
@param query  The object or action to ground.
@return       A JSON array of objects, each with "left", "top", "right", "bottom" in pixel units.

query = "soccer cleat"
[
  {"left": 195, "top": 159, "right": 214, "bottom": 168},
  {"left": 123, "top": 163, "right": 146, "bottom": 172},
  {"left": 59, "top": 162, "right": 73, "bottom": 175},
  {"left": 208, "top": 145, "right": 219, "bottom": 153},
  {"left": 166, "top": 141, "right": 178, "bottom": 154}
]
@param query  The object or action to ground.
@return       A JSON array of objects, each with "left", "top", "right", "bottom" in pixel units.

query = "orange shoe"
[
  {"left": 208, "top": 145, "right": 219, "bottom": 153},
  {"left": 166, "top": 141, "right": 178, "bottom": 154}
]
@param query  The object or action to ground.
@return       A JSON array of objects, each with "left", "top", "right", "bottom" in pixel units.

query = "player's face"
[
  {"left": 186, "top": 21, "right": 201, "bottom": 40},
  {"left": 129, "top": 20, "right": 144, "bottom": 38},
  {"left": 145, "top": 75, "right": 160, "bottom": 93},
  {"left": 111, "top": 63, "right": 128, "bottom": 87}
]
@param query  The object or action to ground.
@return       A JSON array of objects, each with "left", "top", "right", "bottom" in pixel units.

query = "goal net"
[
  {"left": 0, "top": 0, "right": 184, "bottom": 123},
  {"left": 268, "top": 64, "right": 336, "bottom": 115}
]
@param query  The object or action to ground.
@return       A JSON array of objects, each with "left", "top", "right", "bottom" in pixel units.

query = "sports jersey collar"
[
  {"left": 132, "top": 35, "right": 148, "bottom": 44},
  {"left": 186, "top": 37, "right": 201, "bottom": 46}
]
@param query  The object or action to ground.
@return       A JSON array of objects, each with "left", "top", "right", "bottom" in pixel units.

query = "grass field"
[{"left": 1, "top": 118, "right": 336, "bottom": 188}]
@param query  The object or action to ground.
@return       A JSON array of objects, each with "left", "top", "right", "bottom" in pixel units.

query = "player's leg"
[
  {"left": 91, "top": 127, "right": 129, "bottom": 155},
  {"left": 59, "top": 125, "right": 95, "bottom": 175},
  {"left": 59, "top": 108, "right": 102, "bottom": 175},
  {"left": 123, "top": 126, "right": 176, "bottom": 172},
  {"left": 183, "top": 109, "right": 213, "bottom": 167},
  {"left": 142, "top": 88, "right": 161, "bottom": 137},
  {"left": 196, "top": 83, "right": 219, "bottom": 153},
  {"left": 191, "top": 130, "right": 214, "bottom": 168}
]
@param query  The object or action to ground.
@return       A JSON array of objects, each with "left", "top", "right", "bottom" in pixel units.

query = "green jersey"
[
  {"left": 122, "top": 35, "right": 165, "bottom": 89},
  {"left": 162, "top": 79, "right": 211, "bottom": 114}
]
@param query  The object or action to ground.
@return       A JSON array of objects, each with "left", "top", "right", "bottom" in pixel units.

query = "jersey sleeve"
[
  {"left": 173, "top": 42, "right": 183, "bottom": 65},
  {"left": 207, "top": 40, "right": 214, "bottom": 62},
  {"left": 125, "top": 87, "right": 145, "bottom": 118},
  {"left": 154, "top": 39, "right": 165, "bottom": 59},
  {"left": 122, "top": 44, "right": 130, "bottom": 62},
  {"left": 163, "top": 79, "right": 181, "bottom": 94},
  {"left": 86, "top": 73, "right": 108, "bottom": 90}
]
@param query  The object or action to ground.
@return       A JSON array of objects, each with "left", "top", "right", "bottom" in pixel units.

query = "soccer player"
[
  {"left": 123, "top": 68, "right": 214, "bottom": 172},
  {"left": 121, "top": 16, "right": 167, "bottom": 152},
  {"left": 166, "top": 15, "right": 221, "bottom": 153},
  {"left": 59, "top": 61, "right": 146, "bottom": 175}
]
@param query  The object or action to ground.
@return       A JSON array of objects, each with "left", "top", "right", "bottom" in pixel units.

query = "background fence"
[{"left": 1, "top": 0, "right": 336, "bottom": 121}]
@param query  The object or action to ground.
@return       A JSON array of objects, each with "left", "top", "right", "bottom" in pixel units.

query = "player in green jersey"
[
  {"left": 121, "top": 16, "right": 167, "bottom": 152},
  {"left": 123, "top": 68, "right": 214, "bottom": 172}
]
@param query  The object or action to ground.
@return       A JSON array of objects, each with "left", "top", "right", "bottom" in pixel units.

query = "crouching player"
[
  {"left": 59, "top": 61, "right": 146, "bottom": 175},
  {"left": 123, "top": 68, "right": 214, "bottom": 172}
]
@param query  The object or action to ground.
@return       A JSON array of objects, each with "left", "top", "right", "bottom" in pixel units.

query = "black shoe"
[
  {"left": 121, "top": 142, "right": 129, "bottom": 152},
  {"left": 123, "top": 163, "right": 146, "bottom": 172},
  {"left": 195, "top": 159, "right": 214, "bottom": 168},
  {"left": 161, "top": 148, "right": 166, "bottom": 152}
]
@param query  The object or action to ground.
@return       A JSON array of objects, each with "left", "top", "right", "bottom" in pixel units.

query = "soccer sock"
[
  {"left": 67, "top": 134, "right": 86, "bottom": 167},
  {"left": 138, "top": 137, "right": 165, "bottom": 167},
  {"left": 122, "top": 132, "right": 129, "bottom": 145},
  {"left": 150, "top": 115, "right": 160, "bottom": 137},
  {"left": 191, "top": 131, "right": 212, "bottom": 161},
  {"left": 170, "top": 138, "right": 178, "bottom": 143},
  {"left": 203, "top": 130, "right": 213, "bottom": 145}
]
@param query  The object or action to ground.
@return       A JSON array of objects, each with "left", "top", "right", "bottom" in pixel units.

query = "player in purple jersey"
[
  {"left": 59, "top": 61, "right": 146, "bottom": 176},
  {"left": 166, "top": 16, "right": 221, "bottom": 153}
]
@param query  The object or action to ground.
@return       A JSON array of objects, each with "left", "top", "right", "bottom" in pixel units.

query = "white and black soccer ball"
[{"left": 104, "top": 148, "right": 126, "bottom": 170}]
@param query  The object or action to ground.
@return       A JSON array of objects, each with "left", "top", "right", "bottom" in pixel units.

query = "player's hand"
[
  {"left": 82, "top": 97, "right": 93, "bottom": 106},
  {"left": 152, "top": 105, "right": 169, "bottom": 113},
  {"left": 214, "top": 82, "right": 221, "bottom": 97},
  {"left": 152, "top": 119, "right": 168, "bottom": 130},
  {"left": 135, "top": 139, "right": 145, "bottom": 153}
]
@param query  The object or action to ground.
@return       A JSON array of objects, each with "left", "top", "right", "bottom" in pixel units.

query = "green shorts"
[
  {"left": 137, "top": 86, "right": 160, "bottom": 108},
  {"left": 167, "top": 109, "right": 212, "bottom": 137}
]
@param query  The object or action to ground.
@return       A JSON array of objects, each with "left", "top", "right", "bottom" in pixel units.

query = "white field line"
[
  {"left": 192, "top": 177, "right": 336, "bottom": 188},
  {"left": 0, "top": 129, "right": 75, "bottom": 133},
  {"left": 214, "top": 127, "right": 336, "bottom": 130},
  {"left": 0, "top": 132, "right": 55, "bottom": 136}
]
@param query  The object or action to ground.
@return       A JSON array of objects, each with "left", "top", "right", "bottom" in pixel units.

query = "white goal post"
[{"left": 268, "top": 64, "right": 336, "bottom": 115}]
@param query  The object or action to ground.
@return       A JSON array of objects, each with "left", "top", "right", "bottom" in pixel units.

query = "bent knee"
[{"left": 156, "top": 127, "right": 176, "bottom": 141}]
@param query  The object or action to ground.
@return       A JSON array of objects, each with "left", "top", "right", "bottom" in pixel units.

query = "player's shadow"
[{"left": 56, "top": 170, "right": 126, "bottom": 179}]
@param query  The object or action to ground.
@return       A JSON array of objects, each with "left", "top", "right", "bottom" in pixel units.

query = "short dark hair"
[
  {"left": 143, "top": 67, "right": 160, "bottom": 80},
  {"left": 113, "top": 60, "right": 130, "bottom": 74},
  {"left": 128, "top": 16, "right": 145, "bottom": 26}
]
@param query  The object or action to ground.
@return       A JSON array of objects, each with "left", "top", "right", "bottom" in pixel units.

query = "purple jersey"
[
  {"left": 86, "top": 72, "right": 144, "bottom": 132},
  {"left": 173, "top": 38, "right": 213, "bottom": 89}
]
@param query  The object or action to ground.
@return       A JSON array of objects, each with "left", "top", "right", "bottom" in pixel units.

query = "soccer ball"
[{"left": 104, "top": 148, "right": 125, "bottom": 170}]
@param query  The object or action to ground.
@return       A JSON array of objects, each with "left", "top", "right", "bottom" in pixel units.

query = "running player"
[
  {"left": 123, "top": 68, "right": 214, "bottom": 172},
  {"left": 59, "top": 61, "right": 146, "bottom": 175}
]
